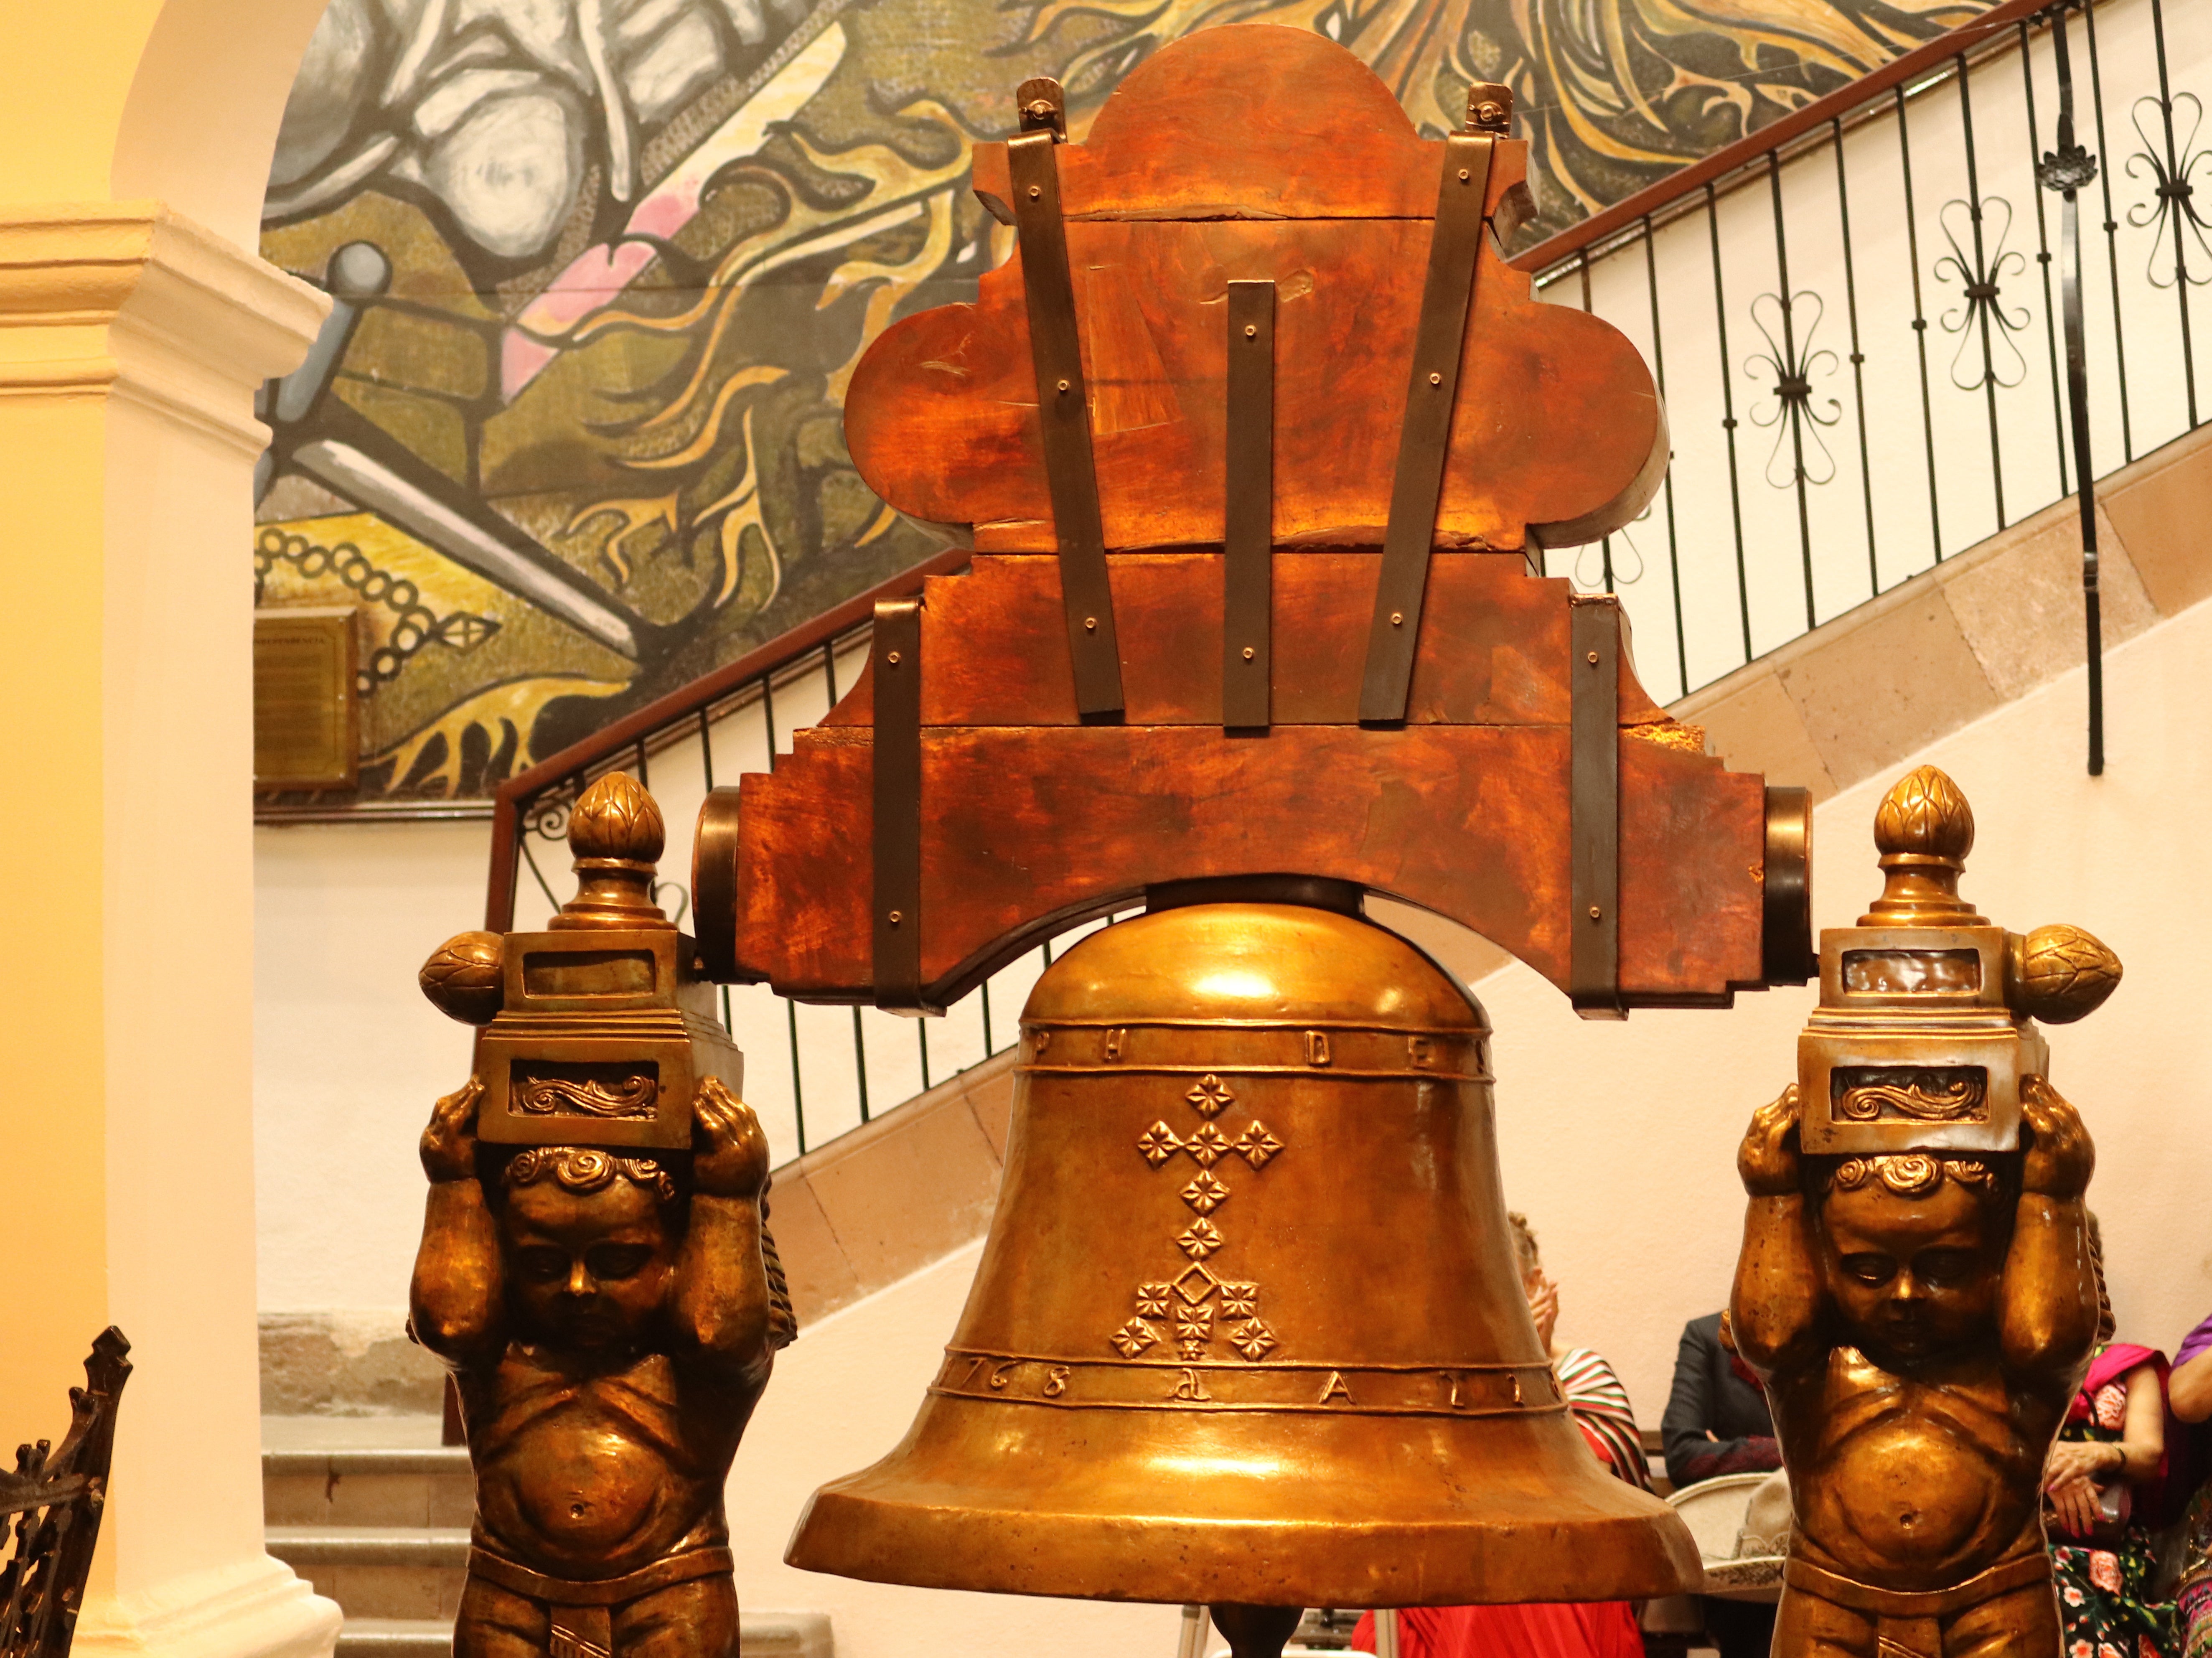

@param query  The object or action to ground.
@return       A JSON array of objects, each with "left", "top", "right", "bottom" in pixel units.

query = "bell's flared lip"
[{"left": 783, "top": 1483, "right": 1703, "bottom": 1605}]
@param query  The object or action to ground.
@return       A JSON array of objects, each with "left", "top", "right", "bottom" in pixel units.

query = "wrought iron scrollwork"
[
  {"left": 1935, "top": 197, "right": 2033, "bottom": 391},
  {"left": 1744, "top": 290, "right": 1843, "bottom": 489},
  {"left": 1571, "top": 503, "right": 1649, "bottom": 593},
  {"left": 2126, "top": 92, "right": 2212, "bottom": 289}
]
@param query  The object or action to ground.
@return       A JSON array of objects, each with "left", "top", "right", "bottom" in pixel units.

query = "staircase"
[{"left": 263, "top": 1416, "right": 834, "bottom": 1657}]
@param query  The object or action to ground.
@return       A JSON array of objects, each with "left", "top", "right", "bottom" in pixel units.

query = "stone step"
[
  {"left": 266, "top": 1526, "right": 470, "bottom": 1622},
  {"left": 333, "top": 1619, "right": 451, "bottom": 1657},
  {"left": 264, "top": 1445, "right": 475, "bottom": 1529}
]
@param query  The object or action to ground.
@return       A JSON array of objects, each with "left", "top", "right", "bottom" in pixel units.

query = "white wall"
[{"left": 254, "top": 817, "right": 486, "bottom": 1315}]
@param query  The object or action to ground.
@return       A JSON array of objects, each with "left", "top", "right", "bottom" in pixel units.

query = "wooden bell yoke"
[{"left": 693, "top": 25, "right": 1815, "bottom": 1017}]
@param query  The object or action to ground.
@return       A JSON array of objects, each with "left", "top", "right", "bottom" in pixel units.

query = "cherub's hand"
[
  {"left": 2021, "top": 1076, "right": 2094, "bottom": 1199},
  {"left": 420, "top": 1078, "right": 483, "bottom": 1182},
  {"left": 693, "top": 1078, "right": 770, "bottom": 1200},
  {"left": 1738, "top": 1086, "right": 1804, "bottom": 1198}
]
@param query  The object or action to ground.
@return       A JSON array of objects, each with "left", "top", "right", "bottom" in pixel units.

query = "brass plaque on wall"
[{"left": 254, "top": 608, "right": 358, "bottom": 790}]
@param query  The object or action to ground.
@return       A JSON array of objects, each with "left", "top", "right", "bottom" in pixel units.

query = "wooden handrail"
[
  {"left": 484, "top": 544, "right": 972, "bottom": 930},
  {"left": 1509, "top": 0, "right": 2056, "bottom": 275}
]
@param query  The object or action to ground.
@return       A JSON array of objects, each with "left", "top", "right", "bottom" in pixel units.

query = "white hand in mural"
[{"left": 268, "top": 0, "right": 801, "bottom": 262}]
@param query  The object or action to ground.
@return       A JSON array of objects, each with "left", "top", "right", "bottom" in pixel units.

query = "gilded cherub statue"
[
  {"left": 1729, "top": 766, "right": 2120, "bottom": 1658},
  {"left": 413, "top": 773, "right": 794, "bottom": 1658}
]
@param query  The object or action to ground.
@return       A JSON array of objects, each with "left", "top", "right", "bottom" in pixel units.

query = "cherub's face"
[
  {"left": 501, "top": 1180, "right": 676, "bottom": 1351},
  {"left": 1820, "top": 1180, "right": 2001, "bottom": 1364}
]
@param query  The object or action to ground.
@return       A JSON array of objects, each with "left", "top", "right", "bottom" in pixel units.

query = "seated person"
[
  {"left": 2043, "top": 1220, "right": 2176, "bottom": 1658},
  {"left": 1662, "top": 1311, "right": 1782, "bottom": 1489},
  {"left": 2168, "top": 1314, "right": 2212, "bottom": 1658},
  {"left": 1661, "top": 1311, "right": 1782, "bottom": 1658}
]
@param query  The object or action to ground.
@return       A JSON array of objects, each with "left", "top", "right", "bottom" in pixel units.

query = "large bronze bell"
[{"left": 788, "top": 891, "right": 1700, "bottom": 1607}]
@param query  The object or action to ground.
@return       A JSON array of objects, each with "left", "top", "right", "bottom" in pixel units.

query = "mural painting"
[{"left": 254, "top": 0, "right": 1994, "bottom": 805}]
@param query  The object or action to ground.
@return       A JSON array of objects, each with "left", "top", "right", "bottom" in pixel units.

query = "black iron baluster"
[
  {"left": 1765, "top": 156, "right": 1820, "bottom": 632},
  {"left": 1706, "top": 182, "right": 1754, "bottom": 662},
  {"left": 814, "top": 637, "right": 867, "bottom": 1124},
  {"left": 980, "top": 980, "right": 995, "bottom": 1056},
  {"left": 918, "top": 1020, "right": 931, "bottom": 1094},
  {"left": 2022, "top": 19, "right": 2074, "bottom": 496},
  {"left": 1641, "top": 215, "right": 1689, "bottom": 697},
  {"left": 2081, "top": 0, "right": 2135, "bottom": 460},
  {"left": 1578, "top": 251, "right": 1616, "bottom": 593},
  {"left": 2039, "top": 0, "right": 2106, "bottom": 776},
  {"left": 2127, "top": 0, "right": 2206, "bottom": 426},
  {"left": 1897, "top": 84, "right": 1948, "bottom": 562},
  {"left": 852, "top": 1009, "right": 871, "bottom": 1124},
  {"left": 1956, "top": 57, "right": 2011, "bottom": 529},
  {"left": 519, "top": 821, "right": 562, "bottom": 913},
  {"left": 788, "top": 1004, "right": 807, "bottom": 1156},
  {"left": 1832, "top": 117, "right": 1882, "bottom": 598}
]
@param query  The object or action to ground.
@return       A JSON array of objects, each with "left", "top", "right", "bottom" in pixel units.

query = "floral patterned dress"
[{"left": 2049, "top": 1359, "right": 2179, "bottom": 1658}]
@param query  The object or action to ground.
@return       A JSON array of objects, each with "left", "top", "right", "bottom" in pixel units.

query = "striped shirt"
[{"left": 1556, "top": 1347, "right": 1654, "bottom": 1492}]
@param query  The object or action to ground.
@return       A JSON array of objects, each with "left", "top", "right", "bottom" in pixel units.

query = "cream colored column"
[{"left": 0, "top": 203, "right": 338, "bottom": 1658}]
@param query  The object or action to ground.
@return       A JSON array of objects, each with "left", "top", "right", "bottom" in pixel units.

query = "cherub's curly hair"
[
  {"left": 503, "top": 1146, "right": 678, "bottom": 1205},
  {"left": 1828, "top": 1152, "right": 1997, "bottom": 1198}
]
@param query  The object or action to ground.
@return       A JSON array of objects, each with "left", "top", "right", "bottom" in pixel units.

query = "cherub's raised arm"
[
  {"left": 408, "top": 1079, "right": 506, "bottom": 1368},
  {"left": 669, "top": 1079, "right": 779, "bottom": 1382},
  {"left": 1999, "top": 1077, "right": 2100, "bottom": 1379},
  {"left": 1729, "top": 1086, "right": 1825, "bottom": 1378}
]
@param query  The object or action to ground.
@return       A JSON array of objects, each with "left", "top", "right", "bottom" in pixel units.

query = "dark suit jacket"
[{"left": 1661, "top": 1311, "right": 1781, "bottom": 1489}]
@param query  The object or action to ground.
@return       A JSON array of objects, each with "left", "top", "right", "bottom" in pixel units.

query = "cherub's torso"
[
  {"left": 1771, "top": 1340, "right": 2060, "bottom": 1590},
  {"left": 460, "top": 1344, "right": 760, "bottom": 1579}
]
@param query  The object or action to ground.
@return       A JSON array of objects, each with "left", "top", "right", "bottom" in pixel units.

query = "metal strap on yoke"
[
  {"left": 1357, "top": 130, "right": 1496, "bottom": 724},
  {"left": 1223, "top": 280, "right": 1276, "bottom": 730},
  {"left": 872, "top": 597, "right": 925, "bottom": 1011},
  {"left": 1008, "top": 77, "right": 1124, "bottom": 720},
  {"left": 1569, "top": 598, "right": 1622, "bottom": 1018}
]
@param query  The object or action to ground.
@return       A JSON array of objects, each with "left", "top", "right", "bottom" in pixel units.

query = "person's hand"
[
  {"left": 2046, "top": 1472, "right": 2103, "bottom": 1538},
  {"left": 420, "top": 1078, "right": 483, "bottom": 1182},
  {"left": 2021, "top": 1077, "right": 2095, "bottom": 1199},
  {"left": 1526, "top": 1271, "right": 1560, "bottom": 1353},
  {"left": 693, "top": 1078, "right": 770, "bottom": 1200},
  {"left": 2047, "top": 1439, "right": 2119, "bottom": 1488},
  {"left": 1738, "top": 1086, "right": 1803, "bottom": 1198}
]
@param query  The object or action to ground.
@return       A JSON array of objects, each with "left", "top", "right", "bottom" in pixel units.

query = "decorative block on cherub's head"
[
  {"left": 1798, "top": 766, "right": 2120, "bottom": 1158},
  {"left": 418, "top": 771, "right": 741, "bottom": 1152}
]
